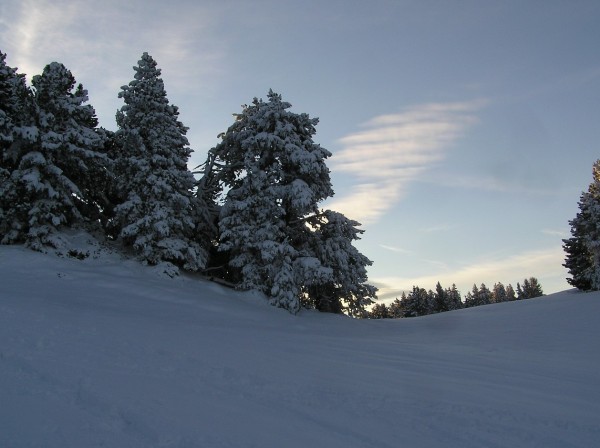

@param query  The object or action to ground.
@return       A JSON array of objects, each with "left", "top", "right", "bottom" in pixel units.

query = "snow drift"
[{"left": 1, "top": 241, "right": 599, "bottom": 447}]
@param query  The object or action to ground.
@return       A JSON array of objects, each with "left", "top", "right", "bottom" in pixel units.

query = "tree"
[
  {"left": 369, "top": 303, "right": 389, "bottom": 319},
  {"left": 465, "top": 283, "right": 492, "bottom": 308},
  {"left": 492, "top": 282, "right": 508, "bottom": 303},
  {"left": 305, "top": 210, "right": 376, "bottom": 316},
  {"left": 401, "top": 286, "right": 429, "bottom": 317},
  {"left": 430, "top": 282, "right": 448, "bottom": 313},
  {"left": 464, "top": 284, "right": 478, "bottom": 308},
  {"left": 563, "top": 191, "right": 596, "bottom": 290},
  {"left": 506, "top": 284, "right": 517, "bottom": 301},
  {"left": 517, "top": 277, "right": 543, "bottom": 299},
  {"left": 111, "top": 53, "right": 213, "bottom": 272},
  {"left": 445, "top": 284, "right": 463, "bottom": 310},
  {"left": 1, "top": 61, "right": 108, "bottom": 249},
  {"left": 388, "top": 297, "right": 404, "bottom": 318},
  {"left": 0, "top": 51, "right": 34, "bottom": 170},
  {"left": 0, "top": 50, "right": 35, "bottom": 241},
  {"left": 205, "top": 90, "right": 376, "bottom": 314}
]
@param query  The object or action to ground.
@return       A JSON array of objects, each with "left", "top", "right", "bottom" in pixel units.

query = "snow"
[{"left": 1, "top": 238, "right": 599, "bottom": 447}]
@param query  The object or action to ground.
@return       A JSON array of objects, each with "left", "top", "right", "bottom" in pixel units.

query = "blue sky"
[{"left": 2, "top": 0, "right": 599, "bottom": 301}]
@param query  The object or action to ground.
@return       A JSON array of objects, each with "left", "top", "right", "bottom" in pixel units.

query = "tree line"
[
  {"left": 369, "top": 278, "right": 544, "bottom": 319},
  {"left": 0, "top": 50, "right": 376, "bottom": 315}
]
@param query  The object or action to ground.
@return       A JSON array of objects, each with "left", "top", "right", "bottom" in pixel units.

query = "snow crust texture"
[{"left": 1, "top": 244, "right": 599, "bottom": 447}]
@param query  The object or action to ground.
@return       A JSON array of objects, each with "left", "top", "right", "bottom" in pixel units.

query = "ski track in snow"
[{"left": 1, "top": 243, "right": 599, "bottom": 447}]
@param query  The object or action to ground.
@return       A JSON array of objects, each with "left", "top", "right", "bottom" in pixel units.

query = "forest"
[{"left": 3, "top": 50, "right": 596, "bottom": 317}]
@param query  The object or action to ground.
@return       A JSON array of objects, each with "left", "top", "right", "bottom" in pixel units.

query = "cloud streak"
[
  {"left": 373, "top": 245, "right": 568, "bottom": 302},
  {"left": 0, "top": 0, "right": 227, "bottom": 127},
  {"left": 327, "top": 101, "right": 482, "bottom": 225}
]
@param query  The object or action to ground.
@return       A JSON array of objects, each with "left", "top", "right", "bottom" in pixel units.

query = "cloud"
[
  {"left": 379, "top": 244, "right": 413, "bottom": 254},
  {"left": 0, "top": 0, "right": 227, "bottom": 126},
  {"left": 327, "top": 101, "right": 482, "bottom": 224},
  {"left": 373, "top": 245, "right": 568, "bottom": 302},
  {"left": 421, "top": 173, "right": 558, "bottom": 196},
  {"left": 542, "top": 229, "right": 569, "bottom": 238}
]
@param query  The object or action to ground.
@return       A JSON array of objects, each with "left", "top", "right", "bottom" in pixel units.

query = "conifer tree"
[
  {"left": 0, "top": 51, "right": 34, "bottom": 170},
  {"left": 464, "top": 284, "right": 479, "bottom": 308},
  {"left": 401, "top": 286, "right": 429, "bottom": 317},
  {"left": 369, "top": 303, "right": 389, "bottom": 319},
  {"left": 1, "top": 61, "right": 107, "bottom": 249},
  {"left": 388, "top": 297, "right": 404, "bottom": 318},
  {"left": 430, "top": 282, "right": 447, "bottom": 313},
  {"left": 492, "top": 282, "right": 508, "bottom": 303},
  {"left": 306, "top": 210, "right": 376, "bottom": 316},
  {"left": 112, "top": 53, "right": 213, "bottom": 272},
  {"left": 205, "top": 90, "right": 376, "bottom": 314},
  {"left": 478, "top": 283, "right": 492, "bottom": 305},
  {"left": 506, "top": 284, "right": 517, "bottom": 301},
  {"left": 517, "top": 277, "right": 543, "bottom": 299},
  {"left": 0, "top": 51, "right": 35, "bottom": 240},
  {"left": 445, "top": 284, "right": 463, "bottom": 310},
  {"left": 563, "top": 188, "right": 596, "bottom": 290}
]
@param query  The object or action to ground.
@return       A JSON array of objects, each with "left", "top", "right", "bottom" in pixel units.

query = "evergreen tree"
[
  {"left": 492, "top": 282, "right": 508, "bottom": 303},
  {"left": 369, "top": 303, "right": 389, "bottom": 319},
  {"left": 516, "top": 282, "right": 524, "bottom": 300},
  {"left": 0, "top": 51, "right": 35, "bottom": 241},
  {"left": 306, "top": 210, "right": 376, "bottom": 316},
  {"left": 506, "top": 284, "right": 517, "bottom": 301},
  {"left": 402, "top": 286, "right": 429, "bottom": 317},
  {"left": 478, "top": 283, "right": 492, "bottom": 305},
  {"left": 206, "top": 90, "right": 375, "bottom": 314},
  {"left": 563, "top": 190, "right": 596, "bottom": 290},
  {"left": 517, "top": 277, "right": 544, "bottom": 299},
  {"left": 0, "top": 51, "right": 34, "bottom": 169},
  {"left": 1, "top": 61, "right": 108, "bottom": 249},
  {"left": 445, "top": 284, "right": 463, "bottom": 310},
  {"left": 112, "top": 53, "right": 213, "bottom": 272},
  {"left": 464, "top": 284, "right": 479, "bottom": 308},
  {"left": 431, "top": 281, "right": 448, "bottom": 313},
  {"left": 388, "top": 297, "right": 404, "bottom": 318},
  {"left": 464, "top": 283, "right": 492, "bottom": 307}
]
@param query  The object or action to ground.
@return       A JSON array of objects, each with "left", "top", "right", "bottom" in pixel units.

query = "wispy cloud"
[
  {"left": 0, "top": 0, "right": 227, "bottom": 126},
  {"left": 419, "top": 224, "right": 455, "bottom": 234},
  {"left": 327, "top": 101, "right": 482, "bottom": 225},
  {"left": 379, "top": 244, "right": 413, "bottom": 254},
  {"left": 421, "top": 173, "right": 559, "bottom": 196},
  {"left": 542, "top": 229, "right": 569, "bottom": 238},
  {"left": 373, "top": 245, "right": 568, "bottom": 301}
]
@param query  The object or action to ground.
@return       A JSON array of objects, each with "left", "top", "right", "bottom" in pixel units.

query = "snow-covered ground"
[{"left": 1, "top": 238, "right": 599, "bottom": 447}]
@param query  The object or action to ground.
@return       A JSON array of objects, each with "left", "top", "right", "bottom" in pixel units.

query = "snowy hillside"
[{"left": 1, "top": 241, "right": 599, "bottom": 448}]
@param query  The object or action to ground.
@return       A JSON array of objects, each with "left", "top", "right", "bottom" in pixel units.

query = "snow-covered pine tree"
[
  {"left": 0, "top": 51, "right": 35, "bottom": 241},
  {"left": 306, "top": 210, "right": 376, "bottom": 316},
  {"left": 492, "top": 282, "right": 508, "bottom": 303},
  {"left": 431, "top": 281, "right": 448, "bottom": 313},
  {"left": 506, "top": 284, "right": 517, "bottom": 301},
  {"left": 0, "top": 51, "right": 34, "bottom": 169},
  {"left": 388, "top": 297, "right": 404, "bottom": 318},
  {"left": 517, "top": 277, "right": 543, "bottom": 299},
  {"left": 369, "top": 302, "right": 389, "bottom": 319},
  {"left": 401, "top": 286, "right": 429, "bottom": 317},
  {"left": 464, "top": 284, "right": 480, "bottom": 308},
  {"left": 1, "top": 61, "right": 108, "bottom": 249},
  {"left": 465, "top": 283, "right": 493, "bottom": 307},
  {"left": 207, "top": 90, "right": 377, "bottom": 314},
  {"left": 112, "top": 53, "right": 213, "bottom": 273},
  {"left": 563, "top": 192, "right": 594, "bottom": 290},
  {"left": 445, "top": 284, "right": 463, "bottom": 310},
  {"left": 563, "top": 165, "right": 600, "bottom": 290}
]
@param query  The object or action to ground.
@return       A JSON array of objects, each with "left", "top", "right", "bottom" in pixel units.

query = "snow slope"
[{"left": 1, "top": 241, "right": 599, "bottom": 447}]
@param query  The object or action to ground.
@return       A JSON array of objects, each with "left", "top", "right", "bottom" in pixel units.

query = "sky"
[{"left": 1, "top": 0, "right": 599, "bottom": 301}]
